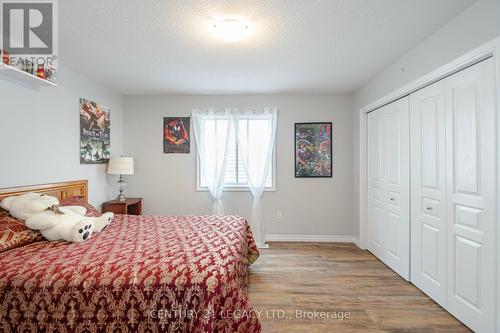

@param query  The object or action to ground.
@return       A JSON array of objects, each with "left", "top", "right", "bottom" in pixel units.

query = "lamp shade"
[{"left": 107, "top": 157, "right": 134, "bottom": 175}]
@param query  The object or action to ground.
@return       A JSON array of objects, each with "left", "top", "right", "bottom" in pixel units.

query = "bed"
[{"left": 0, "top": 180, "right": 261, "bottom": 332}]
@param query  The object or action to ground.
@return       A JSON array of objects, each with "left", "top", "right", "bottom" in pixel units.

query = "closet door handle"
[
  {"left": 426, "top": 206, "right": 433, "bottom": 211},
  {"left": 390, "top": 197, "right": 396, "bottom": 202}
]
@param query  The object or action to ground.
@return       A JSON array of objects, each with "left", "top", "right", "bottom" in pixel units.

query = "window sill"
[{"left": 196, "top": 186, "right": 276, "bottom": 192}]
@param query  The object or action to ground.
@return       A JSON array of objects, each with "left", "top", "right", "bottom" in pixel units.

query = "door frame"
[{"left": 358, "top": 37, "right": 500, "bottom": 331}]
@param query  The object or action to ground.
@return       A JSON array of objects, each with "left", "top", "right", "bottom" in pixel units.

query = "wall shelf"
[{"left": 0, "top": 53, "right": 58, "bottom": 88}]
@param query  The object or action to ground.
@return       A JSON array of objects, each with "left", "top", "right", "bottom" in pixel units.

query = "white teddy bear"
[
  {"left": 0, "top": 193, "right": 114, "bottom": 243},
  {"left": 1, "top": 192, "right": 59, "bottom": 220}
]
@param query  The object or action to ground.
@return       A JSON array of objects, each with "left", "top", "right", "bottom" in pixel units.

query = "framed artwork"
[
  {"left": 80, "top": 98, "right": 111, "bottom": 164},
  {"left": 163, "top": 117, "right": 190, "bottom": 153},
  {"left": 294, "top": 122, "right": 333, "bottom": 178}
]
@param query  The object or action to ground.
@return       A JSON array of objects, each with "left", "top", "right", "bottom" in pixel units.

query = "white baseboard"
[{"left": 265, "top": 234, "right": 359, "bottom": 246}]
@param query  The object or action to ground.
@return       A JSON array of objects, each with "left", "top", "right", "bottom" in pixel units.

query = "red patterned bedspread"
[{"left": 0, "top": 215, "right": 261, "bottom": 333}]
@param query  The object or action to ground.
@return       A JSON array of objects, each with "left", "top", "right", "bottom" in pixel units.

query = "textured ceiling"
[{"left": 59, "top": 0, "right": 474, "bottom": 95}]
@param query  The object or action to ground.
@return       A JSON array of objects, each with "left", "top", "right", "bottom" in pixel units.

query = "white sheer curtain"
[
  {"left": 192, "top": 109, "right": 234, "bottom": 215},
  {"left": 234, "top": 107, "right": 278, "bottom": 247}
]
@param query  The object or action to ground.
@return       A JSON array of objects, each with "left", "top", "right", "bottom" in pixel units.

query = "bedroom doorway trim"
[{"left": 358, "top": 36, "right": 500, "bottom": 333}]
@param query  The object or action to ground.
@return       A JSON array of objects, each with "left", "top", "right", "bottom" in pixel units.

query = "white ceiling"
[{"left": 59, "top": 0, "right": 474, "bottom": 95}]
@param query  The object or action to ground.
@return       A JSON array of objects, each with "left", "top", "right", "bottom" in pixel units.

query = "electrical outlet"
[{"left": 276, "top": 211, "right": 282, "bottom": 220}]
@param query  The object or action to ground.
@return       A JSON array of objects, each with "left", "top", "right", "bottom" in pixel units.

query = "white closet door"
[
  {"left": 367, "top": 97, "right": 410, "bottom": 280},
  {"left": 410, "top": 81, "right": 447, "bottom": 306},
  {"left": 445, "top": 58, "right": 496, "bottom": 333},
  {"left": 383, "top": 99, "right": 410, "bottom": 280},
  {"left": 367, "top": 110, "right": 386, "bottom": 260}
]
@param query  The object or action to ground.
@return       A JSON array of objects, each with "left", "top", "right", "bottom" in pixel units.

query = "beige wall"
[
  {"left": 0, "top": 65, "right": 124, "bottom": 206},
  {"left": 352, "top": 0, "right": 499, "bottom": 238},
  {"left": 123, "top": 94, "right": 354, "bottom": 237}
]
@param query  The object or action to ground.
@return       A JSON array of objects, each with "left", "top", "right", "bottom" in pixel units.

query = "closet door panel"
[
  {"left": 383, "top": 100, "right": 410, "bottom": 280},
  {"left": 410, "top": 81, "right": 447, "bottom": 306},
  {"left": 445, "top": 57, "right": 496, "bottom": 333},
  {"left": 367, "top": 97, "right": 410, "bottom": 281},
  {"left": 367, "top": 111, "right": 385, "bottom": 258}
]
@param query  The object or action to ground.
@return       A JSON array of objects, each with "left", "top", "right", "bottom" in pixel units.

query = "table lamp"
[{"left": 107, "top": 156, "right": 134, "bottom": 201}]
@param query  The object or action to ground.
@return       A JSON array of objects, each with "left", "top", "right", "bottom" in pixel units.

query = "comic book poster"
[
  {"left": 295, "top": 122, "right": 332, "bottom": 177},
  {"left": 163, "top": 117, "right": 190, "bottom": 153},
  {"left": 80, "top": 98, "right": 111, "bottom": 164}
]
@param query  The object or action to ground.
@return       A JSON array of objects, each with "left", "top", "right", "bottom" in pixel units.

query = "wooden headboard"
[{"left": 0, "top": 180, "right": 88, "bottom": 202}]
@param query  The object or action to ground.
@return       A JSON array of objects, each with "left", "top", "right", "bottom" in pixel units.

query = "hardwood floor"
[{"left": 248, "top": 242, "right": 471, "bottom": 333}]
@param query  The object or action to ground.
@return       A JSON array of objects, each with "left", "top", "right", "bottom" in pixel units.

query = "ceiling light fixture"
[{"left": 211, "top": 18, "right": 250, "bottom": 43}]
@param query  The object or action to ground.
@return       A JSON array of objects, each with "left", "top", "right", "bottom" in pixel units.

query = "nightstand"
[{"left": 102, "top": 198, "right": 142, "bottom": 215}]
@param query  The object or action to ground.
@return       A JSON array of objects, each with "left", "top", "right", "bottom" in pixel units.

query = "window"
[{"left": 197, "top": 115, "right": 275, "bottom": 190}]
